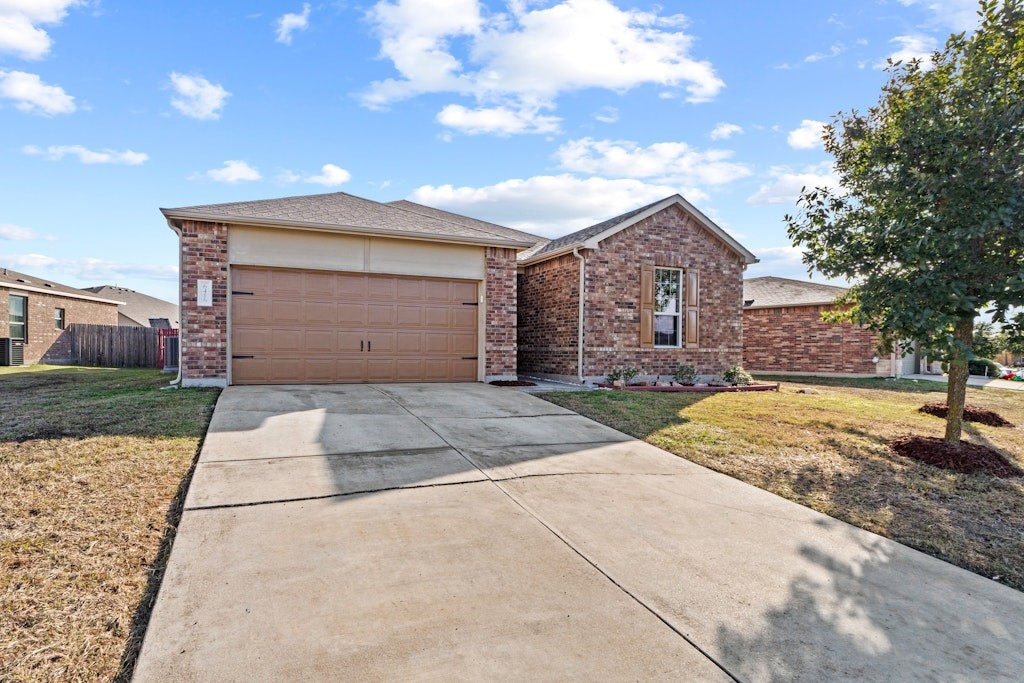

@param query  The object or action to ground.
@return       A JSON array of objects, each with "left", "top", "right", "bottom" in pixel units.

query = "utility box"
[{"left": 0, "top": 338, "right": 25, "bottom": 366}]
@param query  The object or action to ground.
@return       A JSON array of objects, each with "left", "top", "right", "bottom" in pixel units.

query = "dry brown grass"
[
  {"left": 0, "top": 367, "right": 218, "bottom": 682},
  {"left": 541, "top": 377, "right": 1024, "bottom": 591}
]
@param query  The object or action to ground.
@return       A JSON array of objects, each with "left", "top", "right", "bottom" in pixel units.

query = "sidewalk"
[{"left": 903, "top": 373, "right": 1024, "bottom": 392}]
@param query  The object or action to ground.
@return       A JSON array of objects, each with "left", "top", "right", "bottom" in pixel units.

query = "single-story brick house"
[
  {"left": 742, "top": 276, "right": 936, "bottom": 377},
  {"left": 0, "top": 267, "right": 120, "bottom": 365},
  {"left": 517, "top": 195, "right": 758, "bottom": 384},
  {"left": 83, "top": 285, "right": 180, "bottom": 329},
  {"left": 163, "top": 192, "right": 757, "bottom": 387}
]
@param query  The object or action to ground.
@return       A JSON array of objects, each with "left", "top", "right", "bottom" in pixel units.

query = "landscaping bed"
[
  {"left": 594, "top": 382, "right": 779, "bottom": 392},
  {"left": 0, "top": 366, "right": 219, "bottom": 682},
  {"left": 539, "top": 376, "right": 1024, "bottom": 591}
]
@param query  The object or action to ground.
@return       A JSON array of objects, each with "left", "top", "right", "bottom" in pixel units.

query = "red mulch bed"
[
  {"left": 890, "top": 436, "right": 1023, "bottom": 478},
  {"left": 918, "top": 402, "right": 1014, "bottom": 427},
  {"left": 489, "top": 380, "right": 537, "bottom": 387},
  {"left": 593, "top": 383, "right": 780, "bottom": 392}
]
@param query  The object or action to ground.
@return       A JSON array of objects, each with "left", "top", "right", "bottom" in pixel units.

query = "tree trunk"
[{"left": 944, "top": 317, "right": 975, "bottom": 445}]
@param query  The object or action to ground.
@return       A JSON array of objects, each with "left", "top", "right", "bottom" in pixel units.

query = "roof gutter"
[{"left": 1, "top": 282, "right": 123, "bottom": 305}]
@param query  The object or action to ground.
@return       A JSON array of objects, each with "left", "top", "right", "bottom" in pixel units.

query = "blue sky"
[{"left": 0, "top": 0, "right": 984, "bottom": 303}]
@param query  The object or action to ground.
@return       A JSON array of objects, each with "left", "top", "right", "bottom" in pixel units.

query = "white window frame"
[{"left": 654, "top": 267, "right": 682, "bottom": 348}]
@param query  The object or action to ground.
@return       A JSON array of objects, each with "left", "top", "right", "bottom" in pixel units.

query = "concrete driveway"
[{"left": 134, "top": 384, "right": 1024, "bottom": 682}]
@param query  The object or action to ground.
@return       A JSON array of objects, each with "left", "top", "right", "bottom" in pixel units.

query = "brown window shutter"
[
  {"left": 640, "top": 264, "right": 655, "bottom": 348},
  {"left": 685, "top": 269, "right": 699, "bottom": 346}
]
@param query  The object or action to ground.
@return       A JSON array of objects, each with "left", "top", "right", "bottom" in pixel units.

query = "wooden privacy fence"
[{"left": 70, "top": 323, "right": 162, "bottom": 368}]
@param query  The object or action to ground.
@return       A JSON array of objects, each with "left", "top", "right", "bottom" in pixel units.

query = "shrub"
[
  {"left": 672, "top": 365, "right": 699, "bottom": 386},
  {"left": 722, "top": 366, "right": 754, "bottom": 386},
  {"left": 605, "top": 367, "right": 640, "bottom": 386},
  {"left": 605, "top": 369, "right": 622, "bottom": 384},
  {"left": 621, "top": 367, "right": 640, "bottom": 384},
  {"left": 968, "top": 358, "right": 1002, "bottom": 377}
]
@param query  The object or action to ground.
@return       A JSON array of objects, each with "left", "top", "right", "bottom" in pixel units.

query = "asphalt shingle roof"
[
  {"left": 0, "top": 267, "right": 121, "bottom": 304},
  {"left": 162, "top": 192, "right": 537, "bottom": 248},
  {"left": 516, "top": 199, "right": 662, "bottom": 262},
  {"left": 387, "top": 200, "right": 545, "bottom": 246},
  {"left": 743, "top": 276, "right": 848, "bottom": 308},
  {"left": 82, "top": 285, "right": 179, "bottom": 328}
]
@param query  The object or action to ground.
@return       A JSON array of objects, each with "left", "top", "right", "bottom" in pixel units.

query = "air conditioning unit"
[{"left": 0, "top": 338, "right": 25, "bottom": 366}]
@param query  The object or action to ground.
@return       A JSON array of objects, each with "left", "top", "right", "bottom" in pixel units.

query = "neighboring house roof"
[
  {"left": 81, "top": 285, "right": 180, "bottom": 328},
  {"left": 0, "top": 267, "right": 122, "bottom": 305},
  {"left": 387, "top": 200, "right": 545, "bottom": 247},
  {"left": 161, "top": 192, "right": 538, "bottom": 249},
  {"left": 743, "top": 276, "right": 849, "bottom": 309},
  {"left": 517, "top": 194, "right": 758, "bottom": 266}
]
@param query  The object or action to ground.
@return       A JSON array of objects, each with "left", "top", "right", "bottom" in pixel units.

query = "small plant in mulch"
[
  {"left": 918, "top": 402, "right": 1014, "bottom": 427},
  {"left": 889, "top": 436, "right": 1023, "bottom": 478},
  {"left": 489, "top": 380, "right": 537, "bottom": 387}
]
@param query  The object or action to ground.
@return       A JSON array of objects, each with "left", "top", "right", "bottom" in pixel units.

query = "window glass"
[
  {"left": 9, "top": 295, "right": 27, "bottom": 339},
  {"left": 654, "top": 269, "right": 681, "bottom": 347},
  {"left": 54, "top": 307, "right": 65, "bottom": 330}
]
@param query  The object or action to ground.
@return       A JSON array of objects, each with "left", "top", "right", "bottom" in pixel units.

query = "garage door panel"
[
  {"left": 304, "top": 301, "right": 336, "bottom": 324},
  {"left": 452, "top": 307, "right": 477, "bottom": 330},
  {"left": 337, "top": 303, "right": 366, "bottom": 327},
  {"left": 451, "top": 333, "right": 476, "bottom": 355},
  {"left": 452, "top": 281, "right": 477, "bottom": 302},
  {"left": 233, "top": 298, "right": 270, "bottom": 324},
  {"left": 367, "top": 304, "right": 396, "bottom": 326},
  {"left": 231, "top": 267, "right": 479, "bottom": 384},
  {"left": 304, "top": 330, "right": 335, "bottom": 354}
]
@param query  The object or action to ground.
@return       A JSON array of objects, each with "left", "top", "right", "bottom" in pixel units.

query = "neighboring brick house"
[
  {"left": 517, "top": 195, "right": 758, "bottom": 384},
  {"left": 0, "top": 267, "right": 120, "bottom": 365},
  {"left": 82, "top": 285, "right": 179, "bottom": 329},
  {"left": 742, "top": 276, "right": 929, "bottom": 377},
  {"left": 162, "top": 193, "right": 538, "bottom": 387}
]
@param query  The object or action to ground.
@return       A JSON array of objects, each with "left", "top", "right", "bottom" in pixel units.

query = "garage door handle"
[
  {"left": 462, "top": 356, "right": 478, "bottom": 360},
  {"left": 232, "top": 290, "right": 254, "bottom": 296},
  {"left": 360, "top": 340, "right": 363, "bottom": 352},
  {"left": 232, "top": 354, "right": 255, "bottom": 359},
  {"left": 368, "top": 341, "right": 371, "bottom": 352}
]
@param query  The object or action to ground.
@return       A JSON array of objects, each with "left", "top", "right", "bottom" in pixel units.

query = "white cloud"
[
  {"left": 787, "top": 119, "right": 826, "bottom": 150},
  {"left": 304, "top": 163, "right": 351, "bottom": 186},
  {"left": 878, "top": 34, "right": 939, "bottom": 69},
  {"left": 896, "top": 0, "right": 980, "bottom": 31},
  {"left": 593, "top": 106, "right": 619, "bottom": 124},
  {"left": 0, "top": 223, "right": 51, "bottom": 241},
  {"left": 0, "top": 0, "right": 81, "bottom": 60},
  {"left": 556, "top": 137, "right": 751, "bottom": 186},
  {"left": 746, "top": 163, "right": 840, "bottom": 206},
  {"left": 169, "top": 73, "right": 229, "bottom": 120},
  {"left": 710, "top": 122, "right": 742, "bottom": 140},
  {"left": 0, "top": 69, "right": 75, "bottom": 115},
  {"left": 0, "top": 253, "right": 178, "bottom": 281},
  {"left": 437, "top": 103, "right": 561, "bottom": 135},
  {"left": 22, "top": 144, "right": 148, "bottom": 165},
  {"left": 362, "top": 0, "right": 723, "bottom": 131},
  {"left": 275, "top": 3, "right": 311, "bottom": 44},
  {"left": 410, "top": 174, "right": 700, "bottom": 237},
  {"left": 202, "top": 160, "right": 261, "bottom": 183},
  {"left": 805, "top": 43, "right": 844, "bottom": 63}
]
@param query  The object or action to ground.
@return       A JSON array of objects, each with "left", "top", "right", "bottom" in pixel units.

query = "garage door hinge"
[
  {"left": 462, "top": 301, "right": 479, "bottom": 306},
  {"left": 462, "top": 356, "right": 478, "bottom": 360},
  {"left": 232, "top": 354, "right": 255, "bottom": 359},
  {"left": 232, "top": 290, "right": 254, "bottom": 296}
]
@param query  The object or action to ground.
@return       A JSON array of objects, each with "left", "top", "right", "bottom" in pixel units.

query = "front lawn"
[
  {"left": 0, "top": 367, "right": 218, "bottom": 682},
  {"left": 539, "top": 377, "right": 1024, "bottom": 591}
]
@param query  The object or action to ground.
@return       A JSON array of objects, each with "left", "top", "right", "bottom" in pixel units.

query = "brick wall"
[
  {"left": 485, "top": 247, "right": 517, "bottom": 379},
  {"left": 742, "top": 305, "right": 881, "bottom": 375},
  {"left": 179, "top": 219, "right": 229, "bottom": 386},
  {"left": 581, "top": 204, "right": 745, "bottom": 381},
  {"left": 1, "top": 286, "right": 117, "bottom": 364},
  {"left": 517, "top": 253, "right": 581, "bottom": 377}
]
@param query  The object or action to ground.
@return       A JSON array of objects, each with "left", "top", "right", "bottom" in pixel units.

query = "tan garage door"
[{"left": 231, "top": 266, "right": 479, "bottom": 384}]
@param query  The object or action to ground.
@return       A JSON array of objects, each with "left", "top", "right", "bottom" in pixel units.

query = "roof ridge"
[{"left": 387, "top": 200, "right": 545, "bottom": 244}]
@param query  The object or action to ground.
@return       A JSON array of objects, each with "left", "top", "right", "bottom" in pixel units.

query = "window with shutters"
[
  {"left": 654, "top": 268, "right": 682, "bottom": 347},
  {"left": 640, "top": 264, "right": 699, "bottom": 349}
]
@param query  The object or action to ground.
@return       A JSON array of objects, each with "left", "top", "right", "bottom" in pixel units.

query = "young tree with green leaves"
[{"left": 786, "top": 0, "right": 1024, "bottom": 446}]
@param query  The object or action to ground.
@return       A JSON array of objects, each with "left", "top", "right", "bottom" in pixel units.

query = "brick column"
[
  {"left": 179, "top": 220, "right": 228, "bottom": 387},
  {"left": 485, "top": 247, "right": 517, "bottom": 380}
]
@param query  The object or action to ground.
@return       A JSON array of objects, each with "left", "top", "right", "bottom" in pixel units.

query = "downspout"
[
  {"left": 166, "top": 219, "right": 183, "bottom": 387},
  {"left": 573, "top": 248, "right": 585, "bottom": 384}
]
